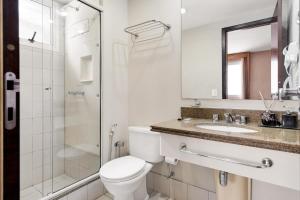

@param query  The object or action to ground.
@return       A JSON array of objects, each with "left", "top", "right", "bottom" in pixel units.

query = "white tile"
[
  {"left": 32, "top": 150, "right": 43, "bottom": 168},
  {"left": 53, "top": 130, "right": 65, "bottom": 146},
  {"left": 53, "top": 155, "right": 65, "bottom": 177},
  {"left": 53, "top": 54, "right": 65, "bottom": 70},
  {"left": 33, "top": 85, "right": 43, "bottom": 102},
  {"left": 33, "top": 68, "right": 43, "bottom": 85},
  {"left": 33, "top": 50, "right": 43, "bottom": 69},
  {"left": 147, "top": 172, "right": 154, "bottom": 193},
  {"left": 153, "top": 173, "right": 170, "bottom": 197},
  {"left": 174, "top": 162, "right": 216, "bottom": 192},
  {"left": 53, "top": 116, "right": 65, "bottom": 132},
  {"left": 43, "top": 133, "right": 51, "bottom": 149},
  {"left": 20, "top": 186, "right": 42, "bottom": 200},
  {"left": 20, "top": 118, "right": 33, "bottom": 136},
  {"left": 33, "top": 101, "right": 43, "bottom": 117},
  {"left": 43, "top": 117, "right": 52, "bottom": 132},
  {"left": 208, "top": 192, "right": 216, "bottom": 200},
  {"left": 68, "top": 185, "right": 88, "bottom": 200},
  {"left": 33, "top": 117, "right": 43, "bottom": 134},
  {"left": 33, "top": 134, "right": 43, "bottom": 151},
  {"left": 43, "top": 69, "right": 52, "bottom": 86},
  {"left": 43, "top": 100, "right": 52, "bottom": 117},
  {"left": 20, "top": 46, "right": 33, "bottom": 68},
  {"left": 87, "top": 179, "right": 105, "bottom": 200},
  {"left": 20, "top": 153, "right": 33, "bottom": 189},
  {"left": 21, "top": 132, "right": 32, "bottom": 155},
  {"left": 42, "top": 52, "right": 52, "bottom": 69},
  {"left": 20, "top": 67, "right": 33, "bottom": 84},
  {"left": 53, "top": 69, "right": 65, "bottom": 86},
  {"left": 32, "top": 167, "right": 43, "bottom": 185},
  {"left": 149, "top": 192, "right": 170, "bottom": 200},
  {"left": 43, "top": 148, "right": 52, "bottom": 165},
  {"left": 170, "top": 179, "right": 187, "bottom": 200},
  {"left": 43, "top": 164, "right": 52, "bottom": 181},
  {"left": 96, "top": 195, "right": 112, "bottom": 200},
  {"left": 187, "top": 185, "right": 209, "bottom": 200},
  {"left": 20, "top": 85, "right": 33, "bottom": 119}
]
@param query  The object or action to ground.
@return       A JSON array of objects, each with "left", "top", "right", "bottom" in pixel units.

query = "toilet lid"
[{"left": 100, "top": 156, "right": 146, "bottom": 182}]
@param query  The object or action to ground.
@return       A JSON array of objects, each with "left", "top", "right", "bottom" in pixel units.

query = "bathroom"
[{"left": 0, "top": 0, "right": 299, "bottom": 200}]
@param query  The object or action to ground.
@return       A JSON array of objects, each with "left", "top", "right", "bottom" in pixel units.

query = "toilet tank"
[{"left": 129, "top": 126, "right": 164, "bottom": 163}]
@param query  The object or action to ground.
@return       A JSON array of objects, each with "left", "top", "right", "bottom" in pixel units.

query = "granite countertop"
[{"left": 151, "top": 119, "right": 300, "bottom": 154}]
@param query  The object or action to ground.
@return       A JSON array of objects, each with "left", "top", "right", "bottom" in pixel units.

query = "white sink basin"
[{"left": 196, "top": 124, "right": 258, "bottom": 133}]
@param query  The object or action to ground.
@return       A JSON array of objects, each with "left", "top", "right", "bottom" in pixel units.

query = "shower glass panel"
[{"left": 19, "top": 0, "right": 101, "bottom": 199}]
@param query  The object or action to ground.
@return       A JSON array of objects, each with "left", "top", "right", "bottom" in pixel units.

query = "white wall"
[
  {"left": 101, "top": 0, "right": 129, "bottom": 163},
  {"left": 128, "top": 0, "right": 300, "bottom": 200},
  {"left": 128, "top": 0, "right": 182, "bottom": 126}
]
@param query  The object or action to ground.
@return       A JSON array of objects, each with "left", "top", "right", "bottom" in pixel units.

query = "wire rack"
[{"left": 124, "top": 20, "right": 171, "bottom": 43}]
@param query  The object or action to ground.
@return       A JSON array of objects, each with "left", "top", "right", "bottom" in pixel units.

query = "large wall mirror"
[{"left": 181, "top": 0, "right": 300, "bottom": 100}]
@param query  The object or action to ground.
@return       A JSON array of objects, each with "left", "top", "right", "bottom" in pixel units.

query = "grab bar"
[{"left": 179, "top": 143, "right": 273, "bottom": 169}]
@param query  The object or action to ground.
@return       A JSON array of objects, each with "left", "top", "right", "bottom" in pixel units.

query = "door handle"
[{"left": 5, "top": 72, "right": 19, "bottom": 130}]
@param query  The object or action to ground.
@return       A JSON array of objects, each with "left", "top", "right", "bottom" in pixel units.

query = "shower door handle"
[{"left": 5, "top": 72, "right": 19, "bottom": 130}]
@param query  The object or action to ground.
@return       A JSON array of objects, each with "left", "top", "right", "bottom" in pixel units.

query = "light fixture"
[{"left": 181, "top": 8, "right": 187, "bottom": 14}]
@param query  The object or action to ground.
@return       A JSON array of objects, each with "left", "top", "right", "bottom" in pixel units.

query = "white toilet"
[{"left": 99, "top": 127, "right": 164, "bottom": 200}]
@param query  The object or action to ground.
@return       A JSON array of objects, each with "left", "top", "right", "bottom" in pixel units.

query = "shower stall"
[{"left": 19, "top": 0, "right": 101, "bottom": 199}]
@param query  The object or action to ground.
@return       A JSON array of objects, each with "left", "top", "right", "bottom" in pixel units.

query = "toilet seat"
[{"left": 100, "top": 156, "right": 146, "bottom": 183}]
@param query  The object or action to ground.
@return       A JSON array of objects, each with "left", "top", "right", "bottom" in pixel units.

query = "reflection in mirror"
[
  {"left": 223, "top": 19, "right": 276, "bottom": 100},
  {"left": 181, "top": 0, "right": 300, "bottom": 100}
]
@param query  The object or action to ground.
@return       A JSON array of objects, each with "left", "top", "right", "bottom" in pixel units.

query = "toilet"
[{"left": 99, "top": 127, "right": 164, "bottom": 200}]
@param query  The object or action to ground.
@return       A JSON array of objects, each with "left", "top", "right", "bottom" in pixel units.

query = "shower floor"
[{"left": 20, "top": 174, "right": 75, "bottom": 200}]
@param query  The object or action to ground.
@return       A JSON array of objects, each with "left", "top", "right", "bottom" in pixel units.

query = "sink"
[{"left": 195, "top": 124, "right": 258, "bottom": 133}]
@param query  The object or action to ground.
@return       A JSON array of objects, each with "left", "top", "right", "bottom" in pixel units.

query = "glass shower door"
[
  {"left": 52, "top": 0, "right": 101, "bottom": 192},
  {"left": 19, "top": 0, "right": 101, "bottom": 199}
]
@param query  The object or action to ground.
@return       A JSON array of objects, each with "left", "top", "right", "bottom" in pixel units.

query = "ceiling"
[
  {"left": 182, "top": 0, "right": 277, "bottom": 30},
  {"left": 228, "top": 25, "right": 271, "bottom": 54}
]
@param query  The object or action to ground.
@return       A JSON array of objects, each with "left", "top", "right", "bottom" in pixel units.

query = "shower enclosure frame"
[
  {"left": 2, "top": 0, "right": 103, "bottom": 199},
  {"left": 2, "top": 0, "right": 20, "bottom": 199}
]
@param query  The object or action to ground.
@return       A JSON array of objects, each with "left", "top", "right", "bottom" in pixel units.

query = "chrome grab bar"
[{"left": 179, "top": 143, "right": 273, "bottom": 169}]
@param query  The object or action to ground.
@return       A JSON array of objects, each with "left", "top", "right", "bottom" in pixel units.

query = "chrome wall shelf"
[{"left": 124, "top": 20, "right": 171, "bottom": 43}]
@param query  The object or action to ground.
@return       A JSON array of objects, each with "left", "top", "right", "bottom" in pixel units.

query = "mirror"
[{"left": 181, "top": 0, "right": 300, "bottom": 100}]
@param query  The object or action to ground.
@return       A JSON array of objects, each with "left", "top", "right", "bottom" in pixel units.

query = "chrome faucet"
[
  {"left": 224, "top": 113, "right": 234, "bottom": 123},
  {"left": 224, "top": 113, "right": 247, "bottom": 124}
]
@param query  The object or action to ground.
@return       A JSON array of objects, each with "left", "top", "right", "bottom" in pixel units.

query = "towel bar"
[{"left": 179, "top": 143, "right": 273, "bottom": 169}]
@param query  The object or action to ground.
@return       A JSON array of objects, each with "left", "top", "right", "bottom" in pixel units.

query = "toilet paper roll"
[{"left": 165, "top": 157, "right": 178, "bottom": 165}]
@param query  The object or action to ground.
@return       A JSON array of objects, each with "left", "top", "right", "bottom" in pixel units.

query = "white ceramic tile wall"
[
  {"left": 20, "top": 45, "right": 65, "bottom": 190},
  {"left": 147, "top": 170, "right": 217, "bottom": 200}
]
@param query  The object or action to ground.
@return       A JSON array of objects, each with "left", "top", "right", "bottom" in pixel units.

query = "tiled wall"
[
  {"left": 20, "top": 45, "right": 65, "bottom": 189},
  {"left": 64, "top": 146, "right": 100, "bottom": 181},
  {"left": 147, "top": 161, "right": 216, "bottom": 200}
]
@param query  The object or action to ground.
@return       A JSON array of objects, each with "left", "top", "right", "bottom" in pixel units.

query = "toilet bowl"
[{"left": 99, "top": 127, "right": 163, "bottom": 200}]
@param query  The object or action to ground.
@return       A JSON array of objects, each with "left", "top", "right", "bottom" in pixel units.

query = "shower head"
[{"left": 59, "top": 4, "right": 79, "bottom": 16}]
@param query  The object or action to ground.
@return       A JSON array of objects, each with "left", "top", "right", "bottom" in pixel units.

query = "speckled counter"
[{"left": 151, "top": 119, "right": 300, "bottom": 154}]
